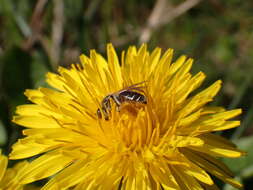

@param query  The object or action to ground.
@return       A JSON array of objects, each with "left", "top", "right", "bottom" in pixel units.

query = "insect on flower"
[
  {"left": 97, "top": 82, "right": 147, "bottom": 120},
  {"left": 10, "top": 44, "right": 244, "bottom": 189}
]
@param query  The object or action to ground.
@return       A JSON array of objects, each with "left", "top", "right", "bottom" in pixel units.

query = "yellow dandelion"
[
  {"left": 10, "top": 44, "right": 244, "bottom": 189},
  {"left": 0, "top": 150, "right": 31, "bottom": 190}
]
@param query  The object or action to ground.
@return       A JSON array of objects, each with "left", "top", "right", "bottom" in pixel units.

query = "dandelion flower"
[
  {"left": 0, "top": 150, "right": 31, "bottom": 190},
  {"left": 10, "top": 44, "right": 244, "bottom": 189}
]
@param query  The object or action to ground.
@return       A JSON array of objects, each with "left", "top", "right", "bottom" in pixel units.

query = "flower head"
[{"left": 11, "top": 44, "right": 244, "bottom": 189}]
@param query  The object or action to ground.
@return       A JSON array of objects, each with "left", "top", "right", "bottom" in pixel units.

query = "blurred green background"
[{"left": 0, "top": 0, "right": 253, "bottom": 189}]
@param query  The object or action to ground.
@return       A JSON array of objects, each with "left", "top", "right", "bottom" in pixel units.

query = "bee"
[{"left": 97, "top": 82, "right": 147, "bottom": 120}]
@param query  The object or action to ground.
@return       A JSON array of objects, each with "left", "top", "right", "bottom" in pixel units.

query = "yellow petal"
[
  {"left": 107, "top": 43, "right": 122, "bottom": 89},
  {"left": 171, "top": 166, "right": 203, "bottom": 190},
  {"left": 169, "top": 55, "right": 187, "bottom": 76},
  {"left": 46, "top": 72, "right": 65, "bottom": 92},
  {"left": 178, "top": 80, "right": 222, "bottom": 118},
  {"left": 0, "top": 154, "right": 7, "bottom": 182},
  {"left": 169, "top": 136, "right": 204, "bottom": 148},
  {"left": 19, "top": 150, "right": 74, "bottom": 184},
  {"left": 189, "top": 134, "right": 245, "bottom": 158},
  {"left": 183, "top": 149, "right": 243, "bottom": 189},
  {"left": 42, "top": 160, "right": 88, "bottom": 190},
  {"left": 24, "top": 89, "right": 44, "bottom": 105},
  {"left": 10, "top": 137, "right": 60, "bottom": 159},
  {"left": 13, "top": 115, "right": 60, "bottom": 128}
]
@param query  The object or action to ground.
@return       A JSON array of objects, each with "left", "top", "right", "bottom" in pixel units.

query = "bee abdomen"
[{"left": 119, "top": 91, "right": 147, "bottom": 104}]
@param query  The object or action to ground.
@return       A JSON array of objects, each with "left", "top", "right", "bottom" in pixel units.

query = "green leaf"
[
  {"left": 240, "top": 164, "right": 253, "bottom": 179},
  {"left": 31, "top": 52, "right": 50, "bottom": 88},
  {"left": 0, "top": 120, "right": 7, "bottom": 145},
  {"left": 0, "top": 46, "right": 32, "bottom": 109}
]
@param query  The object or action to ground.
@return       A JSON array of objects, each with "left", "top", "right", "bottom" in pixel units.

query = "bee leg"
[
  {"left": 116, "top": 105, "right": 121, "bottom": 112},
  {"left": 104, "top": 115, "right": 109, "bottom": 120},
  {"left": 111, "top": 95, "right": 122, "bottom": 113},
  {"left": 102, "top": 107, "right": 110, "bottom": 120},
  {"left": 111, "top": 95, "right": 121, "bottom": 107}
]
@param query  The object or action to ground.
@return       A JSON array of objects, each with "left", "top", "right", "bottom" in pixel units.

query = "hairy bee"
[{"left": 97, "top": 82, "right": 147, "bottom": 120}]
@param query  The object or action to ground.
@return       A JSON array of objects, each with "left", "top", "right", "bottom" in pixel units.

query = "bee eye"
[{"left": 97, "top": 109, "right": 102, "bottom": 119}]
